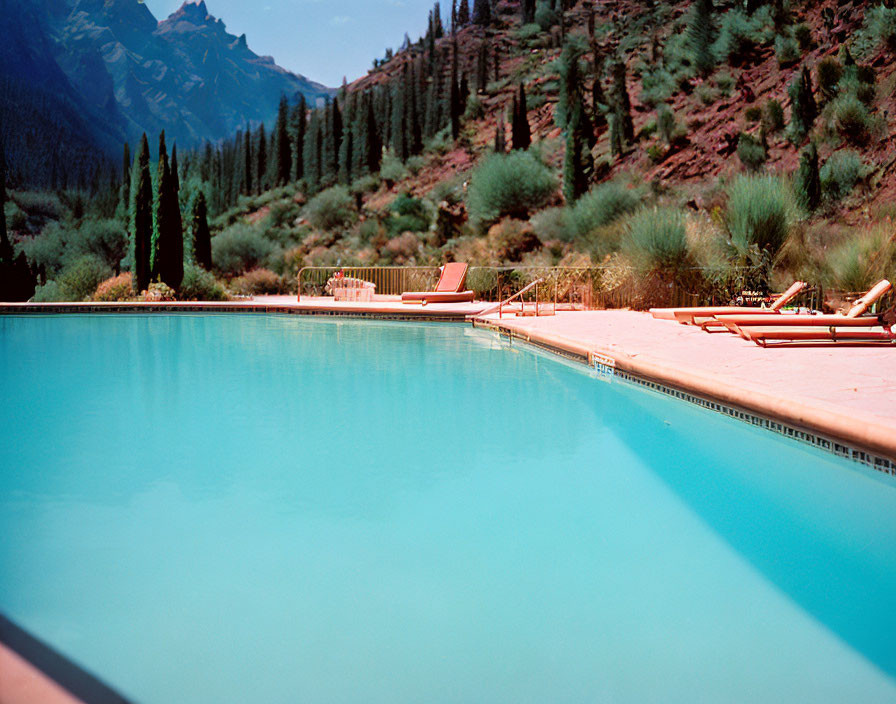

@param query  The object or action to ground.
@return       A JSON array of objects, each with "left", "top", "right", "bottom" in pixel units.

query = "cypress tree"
[
  {"left": 192, "top": 191, "right": 212, "bottom": 270},
  {"left": 494, "top": 115, "right": 506, "bottom": 153},
  {"left": 564, "top": 99, "right": 592, "bottom": 202},
  {"left": 458, "top": 0, "right": 470, "bottom": 26},
  {"left": 407, "top": 62, "right": 423, "bottom": 155},
  {"left": 275, "top": 96, "right": 292, "bottom": 186},
  {"left": 522, "top": 0, "right": 536, "bottom": 24},
  {"left": 392, "top": 74, "right": 409, "bottom": 160},
  {"left": 170, "top": 144, "right": 181, "bottom": 197},
  {"left": 688, "top": 0, "right": 716, "bottom": 77},
  {"left": 338, "top": 96, "right": 354, "bottom": 184},
  {"left": 476, "top": 39, "right": 489, "bottom": 93},
  {"left": 451, "top": 0, "right": 457, "bottom": 33},
  {"left": 331, "top": 97, "right": 343, "bottom": 174},
  {"left": 788, "top": 65, "right": 818, "bottom": 144},
  {"left": 591, "top": 55, "right": 607, "bottom": 129},
  {"left": 131, "top": 133, "right": 153, "bottom": 291},
  {"left": 367, "top": 95, "right": 382, "bottom": 173},
  {"left": 450, "top": 40, "right": 462, "bottom": 139},
  {"left": 291, "top": 96, "right": 307, "bottom": 181},
  {"left": 168, "top": 144, "right": 184, "bottom": 287},
  {"left": 512, "top": 83, "right": 531, "bottom": 150},
  {"left": 433, "top": 2, "right": 444, "bottom": 37},
  {"left": 612, "top": 60, "right": 634, "bottom": 144},
  {"left": 151, "top": 131, "right": 168, "bottom": 279},
  {"left": 243, "top": 127, "right": 252, "bottom": 194},
  {"left": 154, "top": 133, "right": 183, "bottom": 290},
  {"left": 256, "top": 123, "right": 267, "bottom": 194},
  {"left": 121, "top": 142, "right": 131, "bottom": 212},
  {"left": 472, "top": 0, "right": 490, "bottom": 26},
  {"left": 796, "top": 142, "right": 821, "bottom": 212}
]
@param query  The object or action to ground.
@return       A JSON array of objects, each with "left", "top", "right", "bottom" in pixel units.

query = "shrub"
[
  {"left": 623, "top": 208, "right": 690, "bottom": 275},
  {"left": 774, "top": 35, "right": 800, "bottom": 67},
  {"left": 31, "top": 281, "right": 63, "bottom": 302},
  {"left": 656, "top": 104, "right": 678, "bottom": 144},
  {"left": 180, "top": 264, "right": 229, "bottom": 300},
  {"left": 379, "top": 150, "right": 408, "bottom": 184},
  {"left": 516, "top": 23, "right": 543, "bottom": 43},
  {"left": 567, "top": 182, "right": 641, "bottom": 242},
  {"left": 535, "top": 2, "right": 558, "bottom": 30},
  {"left": 386, "top": 193, "right": 430, "bottom": 236},
  {"left": 93, "top": 272, "right": 134, "bottom": 301},
  {"left": 12, "top": 191, "right": 64, "bottom": 220},
  {"left": 18, "top": 222, "right": 67, "bottom": 277},
  {"left": 820, "top": 150, "right": 870, "bottom": 201},
  {"left": 466, "top": 150, "right": 557, "bottom": 226},
  {"left": 866, "top": 4, "right": 896, "bottom": 49},
  {"left": 716, "top": 72, "right": 736, "bottom": 97},
  {"left": 144, "top": 282, "right": 176, "bottom": 302},
  {"left": 795, "top": 143, "right": 821, "bottom": 212},
  {"left": 5, "top": 202, "right": 27, "bottom": 231},
  {"left": 829, "top": 93, "right": 873, "bottom": 144},
  {"left": 640, "top": 69, "right": 676, "bottom": 107},
  {"left": 351, "top": 174, "right": 381, "bottom": 196},
  {"left": 488, "top": 218, "right": 542, "bottom": 262},
  {"left": 69, "top": 218, "right": 129, "bottom": 273},
  {"left": 793, "top": 23, "right": 813, "bottom": 50},
  {"left": 696, "top": 83, "right": 718, "bottom": 106},
  {"left": 464, "top": 95, "right": 485, "bottom": 121},
  {"left": 737, "top": 133, "right": 767, "bottom": 171},
  {"left": 725, "top": 175, "right": 792, "bottom": 257},
  {"left": 383, "top": 232, "right": 421, "bottom": 263},
  {"left": 745, "top": 106, "right": 762, "bottom": 123},
  {"left": 57, "top": 255, "right": 112, "bottom": 301},
  {"left": 230, "top": 268, "right": 287, "bottom": 296},
  {"left": 763, "top": 99, "right": 785, "bottom": 132},
  {"left": 211, "top": 223, "right": 275, "bottom": 276},
  {"left": 530, "top": 207, "right": 571, "bottom": 242},
  {"left": 817, "top": 57, "right": 844, "bottom": 104},
  {"left": 825, "top": 226, "right": 895, "bottom": 292},
  {"left": 304, "top": 185, "right": 357, "bottom": 231},
  {"left": 713, "top": 8, "right": 774, "bottom": 62}
]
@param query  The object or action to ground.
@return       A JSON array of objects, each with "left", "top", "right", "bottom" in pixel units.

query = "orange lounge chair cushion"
[{"left": 401, "top": 290, "right": 475, "bottom": 303}]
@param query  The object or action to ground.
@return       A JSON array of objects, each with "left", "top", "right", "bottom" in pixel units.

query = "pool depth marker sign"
[{"left": 590, "top": 352, "right": 616, "bottom": 381}]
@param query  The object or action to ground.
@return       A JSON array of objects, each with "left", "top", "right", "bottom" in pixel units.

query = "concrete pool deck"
[{"left": 471, "top": 309, "right": 896, "bottom": 466}]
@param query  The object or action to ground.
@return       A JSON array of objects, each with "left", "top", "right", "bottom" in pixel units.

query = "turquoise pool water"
[{"left": 1, "top": 315, "right": 894, "bottom": 703}]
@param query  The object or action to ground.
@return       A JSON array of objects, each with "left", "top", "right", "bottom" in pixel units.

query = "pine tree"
[
  {"left": 612, "top": 60, "right": 634, "bottom": 144},
  {"left": 407, "top": 62, "right": 423, "bottom": 155},
  {"left": 796, "top": 142, "right": 821, "bottom": 212},
  {"left": 170, "top": 144, "right": 181, "bottom": 197},
  {"left": 472, "top": 0, "right": 491, "bottom": 26},
  {"left": 243, "top": 127, "right": 252, "bottom": 194},
  {"left": 331, "top": 97, "right": 343, "bottom": 175},
  {"left": 256, "top": 124, "right": 267, "bottom": 194},
  {"left": 275, "top": 96, "right": 292, "bottom": 186},
  {"left": 457, "top": 0, "right": 470, "bottom": 26},
  {"left": 168, "top": 144, "right": 184, "bottom": 287},
  {"left": 564, "top": 99, "right": 593, "bottom": 202},
  {"left": 192, "top": 191, "right": 212, "bottom": 270},
  {"left": 688, "top": 0, "right": 716, "bottom": 77},
  {"left": 788, "top": 65, "right": 818, "bottom": 144},
  {"left": 154, "top": 132, "right": 183, "bottom": 290},
  {"left": 433, "top": 2, "right": 444, "bottom": 37},
  {"left": 131, "top": 133, "right": 153, "bottom": 292},
  {"left": 291, "top": 96, "right": 307, "bottom": 181},
  {"left": 591, "top": 55, "right": 607, "bottom": 129},
  {"left": 512, "top": 83, "right": 531, "bottom": 150},
  {"left": 367, "top": 95, "right": 382, "bottom": 173},
  {"left": 338, "top": 95, "right": 354, "bottom": 184}
]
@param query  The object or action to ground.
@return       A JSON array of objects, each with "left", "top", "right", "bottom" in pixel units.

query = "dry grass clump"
[{"left": 93, "top": 272, "right": 134, "bottom": 301}]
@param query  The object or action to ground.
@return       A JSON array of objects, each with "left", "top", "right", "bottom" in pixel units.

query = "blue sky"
[{"left": 143, "top": 0, "right": 441, "bottom": 86}]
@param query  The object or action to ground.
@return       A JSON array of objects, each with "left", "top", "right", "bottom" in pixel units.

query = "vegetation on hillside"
[{"left": 3, "top": 0, "right": 895, "bottom": 305}]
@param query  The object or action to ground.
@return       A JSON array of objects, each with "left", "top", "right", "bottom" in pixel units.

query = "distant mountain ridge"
[{"left": 0, "top": 0, "right": 334, "bottom": 185}]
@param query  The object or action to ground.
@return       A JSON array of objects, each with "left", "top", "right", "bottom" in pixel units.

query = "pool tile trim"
[{"left": 475, "top": 319, "right": 896, "bottom": 475}]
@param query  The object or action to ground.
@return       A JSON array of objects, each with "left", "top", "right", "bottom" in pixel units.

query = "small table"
[{"left": 328, "top": 276, "right": 376, "bottom": 302}]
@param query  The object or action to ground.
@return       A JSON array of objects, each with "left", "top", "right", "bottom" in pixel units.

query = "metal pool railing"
[{"left": 297, "top": 265, "right": 791, "bottom": 310}]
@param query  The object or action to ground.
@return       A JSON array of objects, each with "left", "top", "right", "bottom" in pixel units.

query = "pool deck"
[{"left": 471, "top": 309, "right": 896, "bottom": 466}]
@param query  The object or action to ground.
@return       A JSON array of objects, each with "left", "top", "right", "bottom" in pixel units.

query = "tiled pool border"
[{"left": 475, "top": 320, "right": 896, "bottom": 476}]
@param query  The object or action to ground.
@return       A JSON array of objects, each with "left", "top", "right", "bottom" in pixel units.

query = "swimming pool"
[{"left": 1, "top": 314, "right": 894, "bottom": 703}]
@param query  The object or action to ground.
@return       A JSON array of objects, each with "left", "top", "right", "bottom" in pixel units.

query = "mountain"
[{"left": 0, "top": 0, "right": 334, "bottom": 186}]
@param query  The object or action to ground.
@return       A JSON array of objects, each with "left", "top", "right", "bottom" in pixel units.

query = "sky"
[{"left": 143, "top": 0, "right": 441, "bottom": 87}]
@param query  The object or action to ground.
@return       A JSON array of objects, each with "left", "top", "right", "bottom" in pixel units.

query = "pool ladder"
[{"left": 470, "top": 278, "right": 546, "bottom": 319}]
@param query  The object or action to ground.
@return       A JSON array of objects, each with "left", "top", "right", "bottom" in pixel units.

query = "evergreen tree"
[
  {"left": 291, "top": 96, "right": 307, "bottom": 181},
  {"left": 170, "top": 144, "right": 181, "bottom": 197},
  {"left": 131, "top": 133, "right": 153, "bottom": 292},
  {"left": 0, "top": 140, "right": 35, "bottom": 302},
  {"left": 191, "top": 191, "right": 212, "bottom": 270},
  {"left": 522, "top": 0, "right": 536, "bottom": 24},
  {"left": 612, "top": 60, "right": 634, "bottom": 144},
  {"left": 275, "top": 96, "right": 292, "bottom": 186},
  {"left": 243, "top": 127, "right": 252, "bottom": 195},
  {"left": 407, "top": 62, "right": 423, "bottom": 155},
  {"left": 788, "top": 65, "right": 818, "bottom": 144},
  {"left": 451, "top": 0, "right": 457, "bottom": 33},
  {"left": 367, "top": 95, "right": 382, "bottom": 173},
  {"left": 169, "top": 144, "right": 184, "bottom": 285},
  {"left": 338, "top": 96, "right": 355, "bottom": 184},
  {"left": 494, "top": 115, "right": 507, "bottom": 153},
  {"left": 458, "top": 0, "right": 470, "bottom": 26},
  {"left": 688, "top": 0, "right": 716, "bottom": 77},
  {"left": 564, "top": 99, "right": 592, "bottom": 202},
  {"left": 433, "top": 2, "right": 444, "bottom": 37},
  {"left": 591, "top": 55, "right": 607, "bottom": 129},
  {"left": 472, "top": 0, "right": 491, "bottom": 26},
  {"left": 796, "top": 142, "right": 821, "bottom": 212},
  {"left": 476, "top": 39, "right": 489, "bottom": 93},
  {"left": 151, "top": 131, "right": 168, "bottom": 278},
  {"left": 154, "top": 132, "right": 183, "bottom": 290},
  {"left": 256, "top": 123, "right": 267, "bottom": 194},
  {"left": 331, "top": 97, "right": 344, "bottom": 176},
  {"left": 121, "top": 142, "right": 131, "bottom": 213},
  {"left": 512, "top": 83, "right": 531, "bottom": 150},
  {"left": 450, "top": 40, "right": 462, "bottom": 139}
]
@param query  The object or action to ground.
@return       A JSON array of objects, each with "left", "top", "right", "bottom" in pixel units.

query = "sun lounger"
[
  {"left": 706, "top": 280, "right": 892, "bottom": 337},
  {"left": 649, "top": 281, "right": 806, "bottom": 324},
  {"left": 401, "top": 262, "right": 475, "bottom": 304},
  {"left": 739, "top": 325, "right": 895, "bottom": 346}
]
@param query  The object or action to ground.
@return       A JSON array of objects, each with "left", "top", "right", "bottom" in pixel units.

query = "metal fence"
[{"left": 297, "top": 265, "right": 831, "bottom": 311}]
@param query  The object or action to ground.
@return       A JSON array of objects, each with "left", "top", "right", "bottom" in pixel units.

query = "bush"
[
  {"left": 516, "top": 23, "right": 543, "bottom": 43},
  {"left": 180, "top": 264, "right": 229, "bottom": 300},
  {"left": 640, "top": 69, "right": 676, "bottom": 107},
  {"left": 745, "top": 106, "right": 762, "bottom": 123},
  {"left": 12, "top": 191, "right": 64, "bottom": 220},
  {"left": 530, "top": 207, "right": 570, "bottom": 242},
  {"left": 866, "top": 4, "right": 896, "bottom": 49},
  {"left": 696, "top": 83, "right": 718, "bottom": 106},
  {"left": 713, "top": 7, "right": 774, "bottom": 62},
  {"left": 383, "top": 232, "right": 421, "bottom": 263},
  {"left": 535, "top": 2, "right": 558, "bottom": 30},
  {"left": 820, "top": 150, "right": 870, "bottom": 202},
  {"left": 716, "top": 72, "right": 736, "bottom": 97},
  {"left": 93, "top": 272, "right": 134, "bottom": 301},
  {"left": 656, "top": 104, "right": 679, "bottom": 144},
  {"left": 466, "top": 150, "right": 557, "bottom": 226},
  {"left": 794, "top": 23, "right": 813, "bottom": 51},
  {"left": 829, "top": 93, "right": 873, "bottom": 144},
  {"left": 229, "top": 268, "right": 287, "bottom": 296},
  {"left": 386, "top": 193, "right": 430, "bottom": 236},
  {"left": 774, "top": 35, "right": 800, "bottom": 67},
  {"left": 351, "top": 173, "right": 381, "bottom": 196},
  {"left": 69, "top": 218, "right": 129, "bottom": 273},
  {"left": 825, "top": 226, "right": 895, "bottom": 291},
  {"left": 57, "top": 255, "right": 112, "bottom": 301},
  {"left": 817, "top": 57, "right": 843, "bottom": 103},
  {"left": 18, "top": 222, "right": 67, "bottom": 277},
  {"left": 464, "top": 95, "right": 485, "bottom": 121},
  {"left": 737, "top": 133, "right": 767, "bottom": 171},
  {"left": 568, "top": 182, "right": 641, "bottom": 241},
  {"left": 763, "top": 99, "right": 785, "bottom": 132},
  {"left": 624, "top": 208, "right": 690, "bottom": 275},
  {"left": 211, "top": 223, "right": 275, "bottom": 276},
  {"left": 32, "top": 281, "right": 63, "bottom": 302},
  {"left": 488, "top": 218, "right": 542, "bottom": 262},
  {"left": 725, "top": 175, "right": 792, "bottom": 257},
  {"left": 304, "top": 185, "right": 357, "bottom": 231},
  {"left": 379, "top": 150, "right": 408, "bottom": 184}
]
